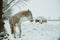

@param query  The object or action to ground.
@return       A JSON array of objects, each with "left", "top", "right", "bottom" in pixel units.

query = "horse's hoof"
[
  {"left": 19, "top": 35, "right": 21, "bottom": 38},
  {"left": 19, "top": 36, "right": 21, "bottom": 38},
  {"left": 14, "top": 36, "right": 16, "bottom": 38}
]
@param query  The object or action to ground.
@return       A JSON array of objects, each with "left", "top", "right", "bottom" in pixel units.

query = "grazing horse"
[{"left": 9, "top": 9, "right": 33, "bottom": 38}]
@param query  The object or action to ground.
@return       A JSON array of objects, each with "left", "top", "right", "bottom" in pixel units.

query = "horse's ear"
[{"left": 28, "top": 9, "right": 30, "bottom": 12}]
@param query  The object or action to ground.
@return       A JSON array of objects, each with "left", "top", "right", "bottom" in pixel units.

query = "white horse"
[{"left": 9, "top": 9, "right": 33, "bottom": 38}]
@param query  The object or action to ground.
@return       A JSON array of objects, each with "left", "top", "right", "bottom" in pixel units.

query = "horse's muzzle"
[{"left": 30, "top": 20, "right": 33, "bottom": 22}]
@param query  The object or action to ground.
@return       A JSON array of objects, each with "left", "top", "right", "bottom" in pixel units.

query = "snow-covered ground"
[
  {"left": 2, "top": 0, "right": 60, "bottom": 40},
  {"left": 4, "top": 20, "right": 60, "bottom": 40}
]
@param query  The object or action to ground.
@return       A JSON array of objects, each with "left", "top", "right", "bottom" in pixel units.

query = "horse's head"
[
  {"left": 27, "top": 9, "right": 33, "bottom": 22},
  {"left": 22, "top": 9, "right": 33, "bottom": 22}
]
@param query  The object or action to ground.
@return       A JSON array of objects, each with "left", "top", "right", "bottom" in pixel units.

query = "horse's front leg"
[
  {"left": 13, "top": 26, "right": 16, "bottom": 38},
  {"left": 19, "top": 25, "right": 22, "bottom": 38}
]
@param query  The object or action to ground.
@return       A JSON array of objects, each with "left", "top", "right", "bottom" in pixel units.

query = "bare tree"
[
  {"left": 0, "top": 1, "right": 6, "bottom": 38},
  {"left": 3, "top": 0, "right": 29, "bottom": 20},
  {"left": 3, "top": 0, "right": 13, "bottom": 20},
  {"left": 0, "top": 0, "right": 5, "bottom": 33},
  {"left": 3, "top": 0, "right": 14, "bottom": 12}
]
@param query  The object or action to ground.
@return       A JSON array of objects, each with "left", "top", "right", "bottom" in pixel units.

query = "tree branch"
[{"left": 3, "top": 0, "right": 14, "bottom": 8}]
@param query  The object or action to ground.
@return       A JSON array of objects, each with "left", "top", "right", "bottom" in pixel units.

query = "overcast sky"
[
  {"left": 27, "top": 0, "right": 60, "bottom": 18},
  {"left": 12, "top": 0, "right": 60, "bottom": 18}
]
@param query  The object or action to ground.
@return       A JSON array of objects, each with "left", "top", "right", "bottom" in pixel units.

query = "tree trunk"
[{"left": 0, "top": 0, "right": 5, "bottom": 33}]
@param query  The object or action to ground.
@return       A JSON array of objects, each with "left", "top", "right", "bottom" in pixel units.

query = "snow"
[
  {"left": 3, "top": 20, "right": 60, "bottom": 40},
  {"left": 2, "top": 0, "right": 60, "bottom": 40}
]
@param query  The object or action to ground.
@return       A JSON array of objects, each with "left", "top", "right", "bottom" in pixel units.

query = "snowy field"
[
  {"left": 4, "top": 20, "right": 60, "bottom": 40},
  {"left": 2, "top": 0, "right": 60, "bottom": 40}
]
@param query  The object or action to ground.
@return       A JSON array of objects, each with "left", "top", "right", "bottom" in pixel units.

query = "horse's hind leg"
[
  {"left": 10, "top": 24, "right": 16, "bottom": 38},
  {"left": 10, "top": 24, "right": 14, "bottom": 34}
]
